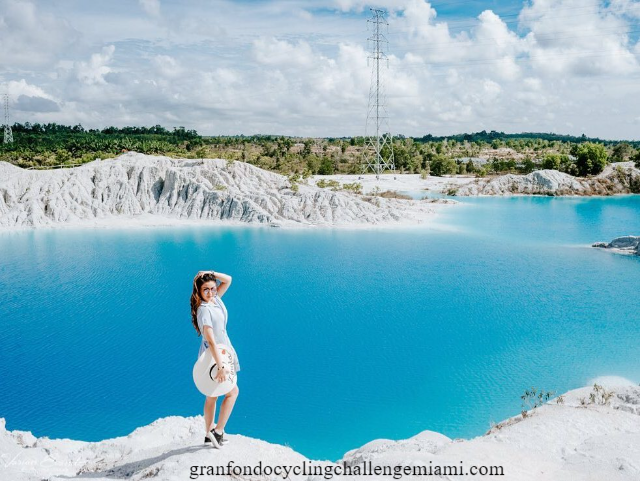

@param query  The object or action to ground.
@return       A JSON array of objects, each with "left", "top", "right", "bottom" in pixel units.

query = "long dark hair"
[{"left": 190, "top": 271, "right": 217, "bottom": 336}]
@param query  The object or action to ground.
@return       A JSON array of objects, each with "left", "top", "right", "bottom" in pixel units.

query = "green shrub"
[
  {"left": 316, "top": 179, "right": 340, "bottom": 189},
  {"left": 370, "top": 189, "right": 411, "bottom": 199},
  {"left": 341, "top": 182, "right": 362, "bottom": 194}
]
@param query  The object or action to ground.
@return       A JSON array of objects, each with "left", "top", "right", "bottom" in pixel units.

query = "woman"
[{"left": 190, "top": 270, "right": 240, "bottom": 448}]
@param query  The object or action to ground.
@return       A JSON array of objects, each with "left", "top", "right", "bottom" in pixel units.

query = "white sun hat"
[{"left": 193, "top": 343, "right": 238, "bottom": 397}]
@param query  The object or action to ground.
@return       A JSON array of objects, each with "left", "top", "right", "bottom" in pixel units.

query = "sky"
[{"left": 1, "top": 0, "right": 640, "bottom": 139}]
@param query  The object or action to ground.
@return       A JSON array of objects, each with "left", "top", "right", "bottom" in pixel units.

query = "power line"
[
  {"left": 392, "top": 48, "right": 640, "bottom": 72},
  {"left": 363, "top": 8, "right": 394, "bottom": 177},
  {"left": 339, "top": 5, "right": 638, "bottom": 40},
  {"left": 389, "top": 27, "right": 640, "bottom": 56},
  {"left": 388, "top": 4, "right": 631, "bottom": 33}
]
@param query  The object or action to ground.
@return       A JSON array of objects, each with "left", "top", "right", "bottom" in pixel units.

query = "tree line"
[{"left": 1, "top": 123, "right": 639, "bottom": 177}]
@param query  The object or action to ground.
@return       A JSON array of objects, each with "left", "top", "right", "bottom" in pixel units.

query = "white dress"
[{"left": 196, "top": 296, "right": 240, "bottom": 372}]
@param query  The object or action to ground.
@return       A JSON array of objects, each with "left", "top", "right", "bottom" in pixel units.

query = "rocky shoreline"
[
  {"left": 1, "top": 155, "right": 638, "bottom": 230},
  {"left": 449, "top": 162, "right": 640, "bottom": 196},
  {"left": 593, "top": 236, "right": 640, "bottom": 256},
  {"left": 1, "top": 379, "right": 638, "bottom": 480},
  {"left": 0, "top": 153, "right": 449, "bottom": 229}
]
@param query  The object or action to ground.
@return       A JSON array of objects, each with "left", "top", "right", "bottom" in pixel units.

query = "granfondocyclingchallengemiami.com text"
[{"left": 189, "top": 460, "right": 505, "bottom": 479}]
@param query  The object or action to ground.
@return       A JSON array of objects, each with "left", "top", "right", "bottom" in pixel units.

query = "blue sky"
[{"left": 1, "top": 0, "right": 640, "bottom": 139}]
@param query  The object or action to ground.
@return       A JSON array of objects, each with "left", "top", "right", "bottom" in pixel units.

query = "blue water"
[{"left": 1, "top": 195, "right": 639, "bottom": 461}]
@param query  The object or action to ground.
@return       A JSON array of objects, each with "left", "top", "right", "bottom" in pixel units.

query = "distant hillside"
[
  {"left": 413, "top": 130, "right": 640, "bottom": 146},
  {"left": 1, "top": 124, "right": 639, "bottom": 176}
]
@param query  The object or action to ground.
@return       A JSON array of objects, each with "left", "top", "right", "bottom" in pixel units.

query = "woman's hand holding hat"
[{"left": 215, "top": 365, "right": 227, "bottom": 383}]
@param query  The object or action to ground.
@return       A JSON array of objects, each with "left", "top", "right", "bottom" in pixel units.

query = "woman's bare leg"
[
  {"left": 215, "top": 386, "right": 239, "bottom": 433},
  {"left": 204, "top": 396, "right": 218, "bottom": 433}
]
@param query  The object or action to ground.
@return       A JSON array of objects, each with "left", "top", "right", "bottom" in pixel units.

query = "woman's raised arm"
[{"left": 212, "top": 271, "right": 232, "bottom": 297}]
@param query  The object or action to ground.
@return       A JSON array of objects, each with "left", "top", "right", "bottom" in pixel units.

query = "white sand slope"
[
  {"left": 1, "top": 379, "right": 638, "bottom": 480},
  {"left": 0, "top": 153, "right": 453, "bottom": 229}
]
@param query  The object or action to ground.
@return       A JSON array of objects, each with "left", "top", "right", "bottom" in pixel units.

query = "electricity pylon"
[
  {"left": 362, "top": 8, "right": 394, "bottom": 176},
  {"left": 3, "top": 94, "right": 13, "bottom": 144}
]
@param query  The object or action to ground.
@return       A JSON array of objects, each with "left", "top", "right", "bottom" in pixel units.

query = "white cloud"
[
  {"left": 0, "top": 0, "right": 81, "bottom": 68},
  {"left": 609, "top": 0, "right": 640, "bottom": 19},
  {"left": 152, "top": 55, "right": 184, "bottom": 79},
  {"left": 1, "top": 79, "right": 56, "bottom": 101},
  {"left": 76, "top": 46, "right": 115, "bottom": 85},
  {"left": 523, "top": 77, "right": 542, "bottom": 91},
  {"left": 1, "top": 0, "right": 639, "bottom": 139},
  {"left": 139, "top": 0, "right": 161, "bottom": 18},
  {"left": 483, "top": 78, "right": 502, "bottom": 99},
  {"left": 333, "top": 0, "right": 402, "bottom": 13},
  {"left": 252, "top": 38, "right": 315, "bottom": 67},
  {"left": 520, "top": 0, "right": 638, "bottom": 76},
  {"left": 0, "top": 79, "right": 60, "bottom": 117},
  {"left": 394, "top": 0, "right": 471, "bottom": 63}
]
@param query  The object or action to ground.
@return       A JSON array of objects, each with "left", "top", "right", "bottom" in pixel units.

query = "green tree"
[
  {"left": 430, "top": 155, "right": 457, "bottom": 176},
  {"left": 559, "top": 155, "right": 578, "bottom": 176},
  {"left": 302, "top": 140, "right": 312, "bottom": 158},
  {"left": 55, "top": 149, "right": 71, "bottom": 163},
  {"left": 521, "top": 158, "right": 536, "bottom": 174},
  {"left": 611, "top": 142, "right": 632, "bottom": 162},
  {"left": 318, "top": 156, "right": 334, "bottom": 175},
  {"left": 573, "top": 143, "right": 608, "bottom": 176},
  {"left": 306, "top": 155, "right": 321, "bottom": 174},
  {"left": 542, "top": 154, "right": 562, "bottom": 170},
  {"left": 394, "top": 144, "right": 410, "bottom": 172},
  {"left": 465, "top": 159, "right": 476, "bottom": 173}
]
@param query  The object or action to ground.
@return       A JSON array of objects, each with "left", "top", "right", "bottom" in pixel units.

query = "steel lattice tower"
[
  {"left": 3, "top": 94, "right": 13, "bottom": 144},
  {"left": 362, "top": 8, "right": 394, "bottom": 176}
]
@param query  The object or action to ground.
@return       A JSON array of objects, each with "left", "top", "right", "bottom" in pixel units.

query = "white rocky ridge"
[
  {"left": 451, "top": 162, "right": 640, "bottom": 196},
  {"left": 1, "top": 379, "right": 638, "bottom": 481},
  {"left": 0, "top": 153, "right": 448, "bottom": 229},
  {"left": 593, "top": 235, "right": 640, "bottom": 256}
]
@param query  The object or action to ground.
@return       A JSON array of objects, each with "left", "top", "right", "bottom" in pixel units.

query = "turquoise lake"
[{"left": 1, "top": 195, "right": 639, "bottom": 461}]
